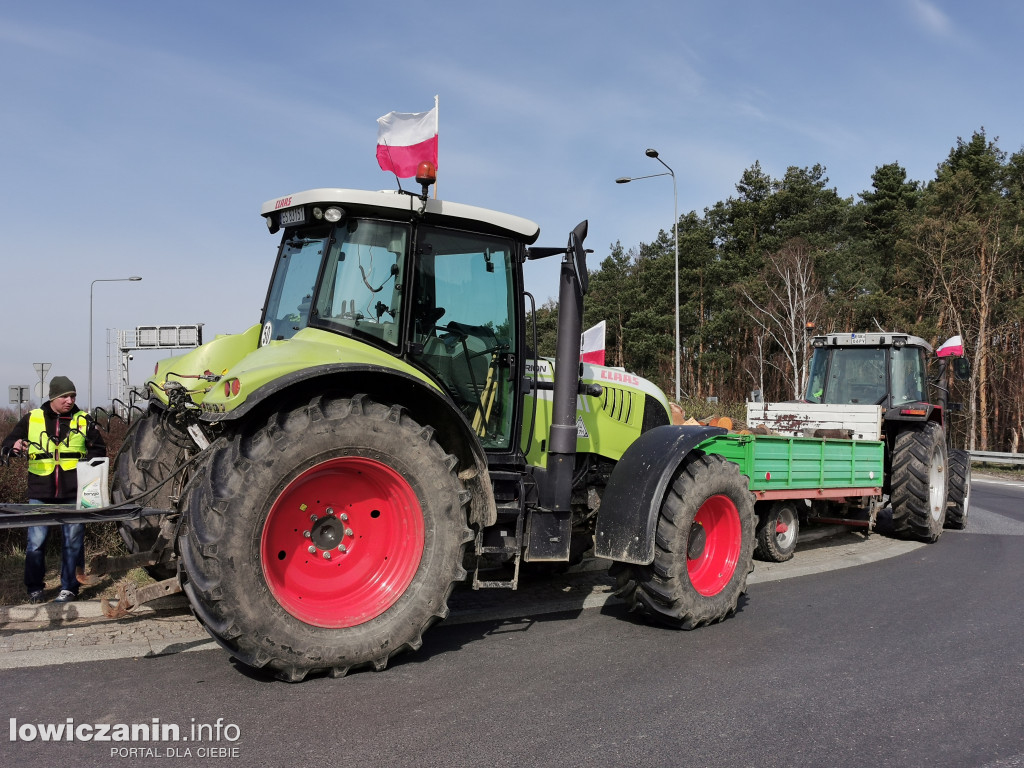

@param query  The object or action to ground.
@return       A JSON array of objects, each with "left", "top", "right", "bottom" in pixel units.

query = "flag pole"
[{"left": 433, "top": 94, "right": 439, "bottom": 199}]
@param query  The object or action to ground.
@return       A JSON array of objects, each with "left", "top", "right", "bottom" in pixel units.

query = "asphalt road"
[{"left": 2, "top": 477, "right": 1022, "bottom": 768}]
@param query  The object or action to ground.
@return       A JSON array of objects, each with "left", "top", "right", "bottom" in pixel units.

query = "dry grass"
[
  {"left": 0, "top": 523, "right": 156, "bottom": 606},
  {"left": 0, "top": 409, "right": 151, "bottom": 605}
]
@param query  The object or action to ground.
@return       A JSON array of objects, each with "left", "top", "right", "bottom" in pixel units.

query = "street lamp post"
[
  {"left": 89, "top": 276, "right": 142, "bottom": 409},
  {"left": 616, "top": 148, "right": 680, "bottom": 402}
]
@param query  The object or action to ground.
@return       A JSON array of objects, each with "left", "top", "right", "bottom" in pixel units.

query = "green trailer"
[{"left": 697, "top": 433, "right": 886, "bottom": 562}]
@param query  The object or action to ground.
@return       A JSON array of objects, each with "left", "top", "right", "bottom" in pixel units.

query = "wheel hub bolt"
[
  {"left": 338, "top": 544, "right": 347, "bottom": 553},
  {"left": 303, "top": 530, "right": 311, "bottom": 538},
  {"left": 307, "top": 545, "right": 316, "bottom": 554},
  {"left": 323, "top": 551, "right": 331, "bottom": 560}
]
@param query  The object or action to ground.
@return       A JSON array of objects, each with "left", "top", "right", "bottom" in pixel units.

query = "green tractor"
[{"left": 112, "top": 171, "right": 755, "bottom": 680}]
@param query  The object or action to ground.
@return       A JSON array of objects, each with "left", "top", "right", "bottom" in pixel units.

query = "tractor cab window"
[
  {"left": 409, "top": 228, "right": 517, "bottom": 450},
  {"left": 808, "top": 347, "right": 888, "bottom": 405},
  {"left": 312, "top": 219, "right": 408, "bottom": 348},
  {"left": 262, "top": 219, "right": 409, "bottom": 349},
  {"left": 890, "top": 345, "right": 927, "bottom": 405},
  {"left": 805, "top": 348, "right": 829, "bottom": 403},
  {"left": 261, "top": 225, "right": 330, "bottom": 344}
]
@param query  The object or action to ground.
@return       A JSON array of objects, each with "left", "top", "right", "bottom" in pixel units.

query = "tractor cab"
[
  {"left": 804, "top": 333, "right": 931, "bottom": 410},
  {"left": 259, "top": 188, "right": 539, "bottom": 452}
]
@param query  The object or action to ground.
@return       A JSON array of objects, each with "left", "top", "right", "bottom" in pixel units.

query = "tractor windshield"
[
  {"left": 805, "top": 347, "right": 887, "bottom": 405},
  {"left": 805, "top": 344, "right": 930, "bottom": 406},
  {"left": 261, "top": 225, "right": 330, "bottom": 344},
  {"left": 408, "top": 227, "right": 517, "bottom": 450},
  {"left": 261, "top": 220, "right": 409, "bottom": 348}
]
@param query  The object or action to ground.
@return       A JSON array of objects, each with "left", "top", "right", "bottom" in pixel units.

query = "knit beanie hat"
[{"left": 48, "top": 376, "right": 77, "bottom": 399}]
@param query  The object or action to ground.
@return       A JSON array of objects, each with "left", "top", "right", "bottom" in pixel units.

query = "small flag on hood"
[{"left": 581, "top": 320, "right": 606, "bottom": 365}]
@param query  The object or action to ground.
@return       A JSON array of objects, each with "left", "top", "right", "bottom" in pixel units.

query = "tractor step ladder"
[{"left": 472, "top": 473, "right": 526, "bottom": 590}]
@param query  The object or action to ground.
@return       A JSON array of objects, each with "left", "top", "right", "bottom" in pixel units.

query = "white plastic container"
[{"left": 77, "top": 457, "right": 110, "bottom": 510}]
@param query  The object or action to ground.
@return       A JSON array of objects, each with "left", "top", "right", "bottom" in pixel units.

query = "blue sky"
[{"left": 2, "top": 0, "right": 1022, "bottom": 407}]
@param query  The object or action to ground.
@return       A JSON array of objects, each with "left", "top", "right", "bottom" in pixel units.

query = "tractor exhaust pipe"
[{"left": 541, "top": 220, "right": 589, "bottom": 513}]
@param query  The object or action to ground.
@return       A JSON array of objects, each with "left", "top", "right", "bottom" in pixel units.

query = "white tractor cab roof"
[
  {"left": 810, "top": 332, "right": 933, "bottom": 355},
  {"left": 261, "top": 188, "right": 541, "bottom": 244}
]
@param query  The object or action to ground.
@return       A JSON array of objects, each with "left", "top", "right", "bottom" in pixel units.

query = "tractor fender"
[
  {"left": 594, "top": 424, "right": 727, "bottom": 564},
  {"left": 198, "top": 363, "right": 498, "bottom": 528}
]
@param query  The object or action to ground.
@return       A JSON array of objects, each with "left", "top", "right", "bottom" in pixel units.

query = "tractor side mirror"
[
  {"left": 568, "top": 220, "right": 589, "bottom": 296},
  {"left": 952, "top": 357, "right": 970, "bottom": 381}
]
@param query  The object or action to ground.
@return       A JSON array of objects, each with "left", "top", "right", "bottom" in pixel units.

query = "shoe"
[
  {"left": 54, "top": 590, "right": 77, "bottom": 603},
  {"left": 27, "top": 591, "right": 45, "bottom": 604}
]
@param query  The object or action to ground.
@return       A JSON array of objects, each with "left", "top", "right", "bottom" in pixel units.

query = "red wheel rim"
[
  {"left": 260, "top": 456, "right": 424, "bottom": 628},
  {"left": 687, "top": 494, "right": 742, "bottom": 596}
]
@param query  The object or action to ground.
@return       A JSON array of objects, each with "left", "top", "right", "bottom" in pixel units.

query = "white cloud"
[{"left": 906, "top": 0, "right": 956, "bottom": 39}]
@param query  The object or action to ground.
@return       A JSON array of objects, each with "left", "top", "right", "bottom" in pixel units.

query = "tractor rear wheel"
[
  {"left": 616, "top": 453, "right": 755, "bottom": 629},
  {"left": 177, "top": 394, "right": 472, "bottom": 681},
  {"left": 111, "top": 408, "right": 194, "bottom": 579},
  {"left": 944, "top": 449, "right": 971, "bottom": 530},
  {"left": 754, "top": 500, "right": 799, "bottom": 562},
  {"left": 890, "top": 422, "right": 948, "bottom": 542}
]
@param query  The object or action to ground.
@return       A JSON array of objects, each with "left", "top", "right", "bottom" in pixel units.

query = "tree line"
[{"left": 530, "top": 129, "right": 1024, "bottom": 453}]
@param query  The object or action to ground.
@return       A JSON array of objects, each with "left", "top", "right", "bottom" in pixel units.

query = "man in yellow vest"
[{"left": 2, "top": 376, "right": 106, "bottom": 603}]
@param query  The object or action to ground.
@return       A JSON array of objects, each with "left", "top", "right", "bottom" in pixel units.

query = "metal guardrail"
[{"left": 969, "top": 450, "right": 1024, "bottom": 466}]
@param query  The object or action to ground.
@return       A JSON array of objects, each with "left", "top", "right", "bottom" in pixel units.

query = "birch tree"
[{"left": 740, "top": 239, "right": 822, "bottom": 398}]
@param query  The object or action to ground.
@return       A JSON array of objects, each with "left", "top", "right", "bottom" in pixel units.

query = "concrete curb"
[{"left": 0, "top": 593, "right": 190, "bottom": 624}]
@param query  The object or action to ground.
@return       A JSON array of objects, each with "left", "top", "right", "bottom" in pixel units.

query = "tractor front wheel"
[
  {"left": 617, "top": 453, "right": 755, "bottom": 629},
  {"left": 890, "top": 421, "right": 948, "bottom": 542},
  {"left": 177, "top": 394, "right": 472, "bottom": 681},
  {"left": 944, "top": 449, "right": 971, "bottom": 530}
]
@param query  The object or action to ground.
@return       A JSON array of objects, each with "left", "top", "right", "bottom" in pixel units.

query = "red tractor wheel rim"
[
  {"left": 260, "top": 456, "right": 424, "bottom": 628},
  {"left": 687, "top": 494, "right": 742, "bottom": 596}
]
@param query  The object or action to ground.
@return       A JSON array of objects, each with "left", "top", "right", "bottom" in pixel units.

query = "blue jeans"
[{"left": 25, "top": 500, "right": 85, "bottom": 595}]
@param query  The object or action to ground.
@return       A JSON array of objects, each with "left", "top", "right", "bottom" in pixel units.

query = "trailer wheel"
[
  {"left": 754, "top": 501, "right": 799, "bottom": 562},
  {"left": 890, "top": 421, "right": 948, "bottom": 542},
  {"left": 177, "top": 394, "right": 471, "bottom": 681},
  {"left": 944, "top": 449, "right": 971, "bottom": 530},
  {"left": 617, "top": 453, "right": 755, "bottom": 629},
  {"left": 110, "top": 408, "right": 193, "bottom": 579}
]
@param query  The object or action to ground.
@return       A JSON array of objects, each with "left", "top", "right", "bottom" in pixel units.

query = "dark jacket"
[{"left": 2, "top": 402, "right": 107, "bottom": 502}]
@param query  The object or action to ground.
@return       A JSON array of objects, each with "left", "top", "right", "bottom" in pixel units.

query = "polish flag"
[
  {"left": 936, "top": 335, "right": 964, "bottom": 358},
  {"left": 376, "top": 105, "right": 438, "bottom": 178},
  {"left": 581, "top": 320, "right": 606, "bottom": 365}
]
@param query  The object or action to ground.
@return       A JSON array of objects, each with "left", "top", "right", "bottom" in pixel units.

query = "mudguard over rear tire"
[
  {"left": 944, "top": 448, "right": 971, "bottom": 530},
  {"left": 890, "top": 421, "right": 948, "bottom": 542},
  {"left": 177, "top": 394, "right": 472, "bottom": 681},
  {"left": 615, "top": 453, "right": 756, "bottom": 629},
  {"left": 110, "top": 408, "right": 194, "bottom": 579}
]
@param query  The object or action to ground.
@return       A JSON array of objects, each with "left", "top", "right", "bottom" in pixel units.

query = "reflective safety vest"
[{"left": 26, "top": 408, "right": 89, "bottom": 477}]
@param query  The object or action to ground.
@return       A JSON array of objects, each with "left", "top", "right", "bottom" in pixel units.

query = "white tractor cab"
[{"left": 803, "top": 332, "right": 967, "bottom": 413}]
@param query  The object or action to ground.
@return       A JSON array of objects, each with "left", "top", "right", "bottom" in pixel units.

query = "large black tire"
[
  {"left": 616, "top": 453, "right": 756, "bottom": 629},
  {"left": 110, "top": 408, "right": 194, "bottom": 579},
  {"left": 945, "top": 449, "right": 971, "bottom": 530},
  {"left": 890, "top": 421, "right": 948, "bottom": 542},
  {"left": 754, "top": 500, "right": 799, "bottom": 562},
  {"left": 177, "top": 394, "right": 472, "bottom": 681}
]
